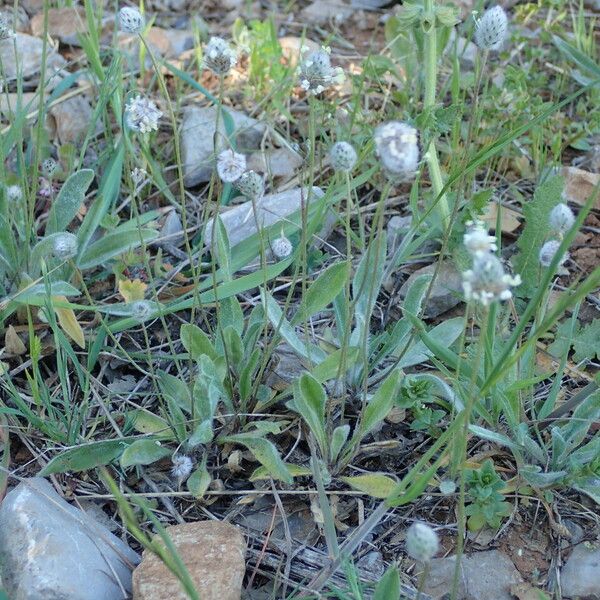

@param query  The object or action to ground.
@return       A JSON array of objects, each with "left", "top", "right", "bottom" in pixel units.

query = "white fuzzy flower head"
[
  {"left": 0, "top": 13, "right": 15, "bottom": 40},
  {"left": 6, "top": 185, "right": 22, "bottom": 203},
  {"left": 464, "top": 220, "right": 497, "bottom": 256},
  {"left": 406, "top": 522, "right": 439, "bottom": 563},
  {"left": 217, "top": 149, "right": 246, "bottom": 183},
  {"left": 235, "top": 170, "right": 264, "bottom": 201},
  {"left": 474, "top": 6, "right": 508, "bottom": 51},
  {"left": 118, "top": 6, "right": 144, "bottom": 34},
  {"left": 330, "top": 142, "right": 357, "bottom": 173},
  {"left": 463, "top": 253, "right": 521, "bottom": 306},
  {"left": 272, "top": 234, "right": 293, "bottom": 260},
  {"left": 204, "top": 36, "right": 237, "bottom": 76},
  {"left": 539, "top": 240, "right": 567, "bottom": 268},
  {"left": 298, "top": 48, "right": 345, "bottom": 95},
  {"left": 52, "top": 233, "right": 78, "bottom": 260},
  {"left": 171, "top": 455, "right": 193, "bottom": 480},
  {"left": 439, "top": 480, "right": 456, "bottom": 495},
  {"left": 125, "top": 95, "right": 162, "bottom": 134},
  {"left": 374, "top": 121, "right": 419, "bottom": 179},
  {"left": 131, "top": 167, "right": 147, "bottom": 187},
  {"left": 131, "top": 300, "right": 153, "bottom": 321},
  {"left": 549, "top": 203, "right": 575, "bottom": 236},
  {"left": 42, "top": 158, "right": 58, "bottom": 178}
]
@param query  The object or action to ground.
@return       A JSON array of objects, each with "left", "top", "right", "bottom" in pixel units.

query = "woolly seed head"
[
  {"left": 6, "top": 185, "right": 22, "bottom": 202},
  {"left": 474, "top": 6, "right": 508, "bottom": 51},
  {"left": 549, "top": 203, "right": 575, "bottom": 236},
  {"left": 118, "top": 6, "right": 144, "bottom": 34},
  {"left": 125, "top": 96, "right": 162, "bottom": 134},
  {"left": 272, "top": 234, "right": 293, "bottom": 260},
  {"left": 539, "top": 240, "right": 567, "bottom": 268},
  {"left": 171, "top": 455, "right": 193, "bottom": 480},
  {"left": 330, "top": 142, "right": 357, "bottom": 173},
  {"left": 406, "top": 522, "right": 439, "bottom": 563},
  {"left": 52, "top": 233, "right": 78, "bottom": 260},
  {"left": 374, "top": 121, "right": 419, "bottom": 179},
  {"left": 204, "top": 36, "right": 237, "bottom": 76},
  {"left": 131, "top": 300, "right": 153, "bottom": 321},
  {"left": 42, "top": 158, "right": 58, "bottom": 178},
  {"left": 462, "top": 252, "right": 521, "bottom": 306},
  {"left": 217, "top": 149, "right": 246, "bottom": 183},
  {"left": 235, "top": 170, "right": 264, "bottom": 201},
  {"left": 463, "top": 220, "right": 497, "bottom": 256},
  {"left": 298, "top": 47, "right": 344, "bottom": 95},
  {"left": 439, "top": 480, "right": 456, "bottom": 495},
  {"left": 131, "top": 167, "right": 147, "bottom": 187}
]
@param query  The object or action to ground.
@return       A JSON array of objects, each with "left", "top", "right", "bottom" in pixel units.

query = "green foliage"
[
  {"left": 374, "top": 565, "right": 401, "bottom": 600},
  {"left": 549, "top": 318, "right": 600, "bottom": 364},
  {"left": 465, "top": 459, "right": 511, "bottom": 531},
  {"left": 514, "top": 175, "right": 564, "bottom": 297}
]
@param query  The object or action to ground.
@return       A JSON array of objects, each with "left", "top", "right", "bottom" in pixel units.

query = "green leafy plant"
[{"left": 464, "top": 459, "right": 511, "bottom": 531}]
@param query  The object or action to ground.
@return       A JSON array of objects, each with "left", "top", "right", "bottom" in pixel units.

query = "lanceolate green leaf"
[
  {"left": 514, "top": 175, "right": 564, "bottom": 298},
  {"left": 77, "top": 228, "right": 158, "bottom": 269},
  {"left": 292, "top": 262, "right": 349, "bottom": 325},
  {"left": 45, "top": 169, "right": 95, "bottom": 235},
  {"left": 120, "top": 439, "right": 171, "bottom": 468},
  {"left": 221, "top": 433, "right": 292, "bottom": 484},
  {"left": 293, "top": 374, "right": 328, "bottom": 455},
  {"left": 40, "top": 439, "right": 131, "bottom": 475},
  {"left": 356, "top": 368, "right": 402, "bottom": 441}
]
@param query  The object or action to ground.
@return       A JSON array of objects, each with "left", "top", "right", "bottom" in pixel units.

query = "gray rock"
[
  {"left": 247, "top": 147, "right": 303, "bottom": 179},
  {"left": 0, "top": 33, "right": 66, "bottom": 82},
  {"left": 301, "top": 1, "right": 354, "bottom": 25},
  {"left": 561, "top": 542, "right": 600, "bottom": 599},
  {"left": 205, "top": 186, "right": 325, "bottom": 252},
  {"left": 48, "top": 95, "right": 97, "bottom": 145},
  {"left": 448, "top": 31, "right": 477, "bottom": 67},
  {"left": 0, "top": 478, "right": 139, "bottom": 600},
  {"left": 421, "top": 550, "right": 523, "bottom": 600},
  {"left": 399, "top": 262, "right": 463, "bottom": 318},
  {"left": 181, "top": 106, "right": 266, "bottom": 187},
  {"left": 387, "top": 215, "right": 412, "bottom": 252}
]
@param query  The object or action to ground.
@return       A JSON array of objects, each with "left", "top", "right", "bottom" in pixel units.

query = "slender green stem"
[
  {"left": 451, "top": 306, "right": 488, "bottom": 599},
  {"left": 422, "top": 0, "right": 450, "bottom": 229}
]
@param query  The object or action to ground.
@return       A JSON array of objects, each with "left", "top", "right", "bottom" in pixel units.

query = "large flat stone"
[
  {"left": 205, "top": 186, "right": 325, "bottom": 251},
  {"left": 0, "top": 478, "right": 139, "bottom": 600},
  {"left": 420, "top": 550, "right": 523, "bottom": 600},
  {"left": 399, "top": 262, "right": 463, "bottom": 318},
  {"left": 561, "top": 542, "right": 600, "bottom": 599},
  {"left": 132, "top": 521, "right": 245, "bottom": 600},
  {"left": 0, "top": 33, "right": 66, "bottom": 81},
  {"left": 181, "top": 105, "right": 266, "bottom": 187}
]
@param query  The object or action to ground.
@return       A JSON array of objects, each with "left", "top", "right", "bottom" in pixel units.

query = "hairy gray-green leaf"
[
  {"left": 221, "top": 433, "right": 292, "bottom": 484},
  {"left": 46, "top": 169, "right": 95, "bottom": 235},
  {"left": 40, "top": 439, "right": 129, "bottom": 475},
  {"left": 514, "top": 175, "right": 564, "bottom": 297},
  {"left": 77, "top": 228, "right": 158, "bottom": 269},
  {"left": 294, "top": 373, "right": 328, "bottom": 455},
  {"left": 120, "top": 439, "right": 171, "bottom": 468}
]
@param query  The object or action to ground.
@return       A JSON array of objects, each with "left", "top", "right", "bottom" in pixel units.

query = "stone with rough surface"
[
  {"left": 0, "top": 477, "right": 139, "bottom": 600},
  {"left": 205, "top": 186, "right": 325, "bottom": 252},
  {"left": 181, "top": 106, "right": 266, "bottom": 187},
  {"left": 399, "top": 262, "right": 463, "bottom": 318},
  {"left": 48, "top": 95, "right": 96, "bottom": 144},
  {"left": 561, "top": 166, "right": 600, "bottom": 209},
  {"left": 30, "top": 7, "right": 88, "bottom": 43},
  {"left": 132, "top": 521, "right": 245, "bottom": 600},
  {"left": 0, "top": 33, "right": 65, "bottom": 81},
  {"left": 421, "top": 550, "right": 523, "bottom": 600},
  {"left": 561, "top": 542, "right": 600, "bottom": 599}
]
